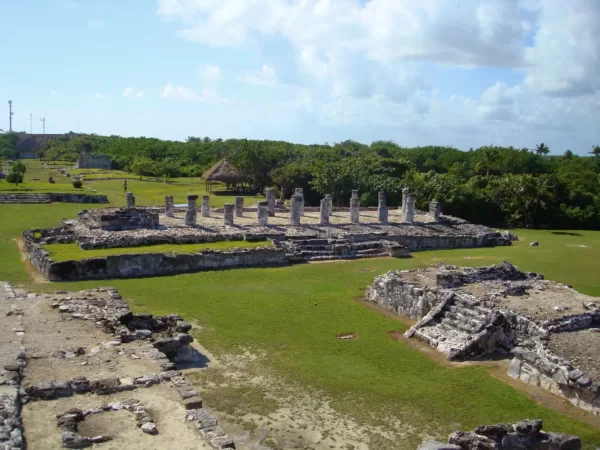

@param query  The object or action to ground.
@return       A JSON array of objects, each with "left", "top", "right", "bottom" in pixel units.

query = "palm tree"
[
  {"left": 475, "top": 146, "right": 498, "bottom": 177},
  {"left": 563, "top": 150, "right": 574, "bottom": 159},
  {"left": 589, "top": 145, "right": 600, "bottom": 157},
  {"left": 535, "top": 142, "right": 550, "bottom": 156}
]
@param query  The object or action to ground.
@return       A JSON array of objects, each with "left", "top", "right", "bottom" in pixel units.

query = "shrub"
[
  {"left": 6, "top": 171, "right": 24, "bottom": 184},
  {"left": 72, "top": 180, "right": 83, "bottom": 188}
]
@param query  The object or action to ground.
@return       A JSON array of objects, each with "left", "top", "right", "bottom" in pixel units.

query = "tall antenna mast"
[
  {"left": 8, "top": 101, "right": 13, "bottom": 132},
  {"left": 30, "top": 112, "right": 33, "bottom": 134},
  {"left": 40, "top": 117, "right": 46, "bottom": 135}
]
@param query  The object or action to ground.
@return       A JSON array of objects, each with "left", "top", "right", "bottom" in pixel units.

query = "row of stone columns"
[{"left": 165, "top": 188, "right": 440, "bottom": 227}]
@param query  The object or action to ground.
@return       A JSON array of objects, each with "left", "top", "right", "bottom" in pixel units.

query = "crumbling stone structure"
[
  {"left": 223, "top": 203, "right": 234, "bottom": 226},
  {"left": 266, "top": 188, "right": 276, "bottom": 216},
  {"left": 290, "top": 194, "right": 302, "bottom": 226},
  {"left": 185, "top": 195, "right": 198, "bottom": 226},
  {"left": 257, "top": 201, "right": 269, "bottom": 226},
  {"left": 402, "top": 187, "right": 410, "bottom": 214},
  {"left": 319, "top": 198, "right": 329, "bottom": 225},
  {"left": 417, "top": 419, "right": 581, "bottom": 450},
  {"left": 78, "top": 208, "right": 159, "bottom": 231},
  {"left": 429, "top": 201, "right": 441, "bottom": 221},
  {"left": 74, "top": 152, "right": 112, "bottom": 169},
  {"left": 378, "top": 192, "right": 388, "bottom": 224},
  {"left": 350, "top": 196, "right": 360, "bottom": 224},
  {"left": 235, "top": 197, "right": 244, "bottom": 217},
  {"left": 325, "top": 194, "right": 333, "bottom": 217},
  {"left": 126, "top": 192, "right": 135, "bottom": 208},
  {"left": 165, "top": 196, "right": 174, "bottom": 218},
  {"left": 201, "top": 196, "right": 210, "bottom": 217},
  {"left": 405, "top": 195, "right": 415, "bottom": 223},
  {"left": 294, "top": 188, "right": 304, "bottom": 216},
  {"left": 367, "top": 262, "right": 600, "bottom": 415}
]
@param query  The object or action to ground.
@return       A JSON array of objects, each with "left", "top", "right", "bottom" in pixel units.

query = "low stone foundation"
[{"left": 0, "top": 193, "right": 108, "bottom": 204}]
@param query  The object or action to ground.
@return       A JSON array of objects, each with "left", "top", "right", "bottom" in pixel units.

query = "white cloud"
[
  {"left": 49, "top": 90, "right": 58, "bottom": 97},
  {"left": 160, "top": 83, "right": 218, "bottom": 102},
  {"left": 94, "top": 92, "right": 106, "bottom": 99},
  {"left": 238, "top": 65, "right": 277, "bottom": 86},
  {"left": 197, "top": 64, "right": 223, "bottom": 86},
  {"left": 123, "top": 87, "right": 144, "bottom": 98}
]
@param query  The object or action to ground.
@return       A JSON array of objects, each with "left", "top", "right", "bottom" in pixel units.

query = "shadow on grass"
[{"left": 551, "top": 231, "right": 582, "bottom": 237}]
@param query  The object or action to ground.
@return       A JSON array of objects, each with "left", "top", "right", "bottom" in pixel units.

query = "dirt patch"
[
  {"left": 549, "top": 330, "right": 600, "bottom": 381},
  {"left": 336, "top": 332, "right": 358, "bottom": 340},
  {"left": 22, "top": 384, "right": 209, "bottom": 450},
  {"left": 353, "top": 268, "right": 375, "bottom": 273}
]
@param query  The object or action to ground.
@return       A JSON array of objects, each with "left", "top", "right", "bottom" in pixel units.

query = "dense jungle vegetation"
[{"left": 3, "top": 131, "right": 600, "bottom": 229}]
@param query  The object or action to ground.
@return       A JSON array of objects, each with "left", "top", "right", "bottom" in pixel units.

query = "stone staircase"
[
  {"left": 411, "top": 295, "right": 509, "bottom": 360},
  {"left": 274, "top": 238, "right": 390, "bottom": 261},
  {"left": 0, "top": 193, "right": 53, "bottom": 204}
]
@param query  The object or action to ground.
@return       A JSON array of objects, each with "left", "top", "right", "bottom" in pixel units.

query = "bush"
[
  {"left": 6, "top": 172, "right": 24, "bottom": 184},
  {"left": 72, "top": 180, "right": 83, "bottom": 188}
]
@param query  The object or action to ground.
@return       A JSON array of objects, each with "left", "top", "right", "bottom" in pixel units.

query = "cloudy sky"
[{"left": 2, "top": 0, "right": 599, "bottom": 153}]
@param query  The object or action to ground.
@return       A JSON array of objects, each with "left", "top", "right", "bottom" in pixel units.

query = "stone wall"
[
  {"left": 0, "top": 193, "right": 108, "bottom": 204},
  {"left": 25, "top": 236, "right": 288, "bottom": 281},
  {"left": 74, "top": 153, "right": 112, "bottom": 169}
]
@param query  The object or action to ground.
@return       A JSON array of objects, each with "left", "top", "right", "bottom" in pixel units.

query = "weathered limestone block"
[
  {"left": 429, "top": 201, "right": 441, "bottom": 221},
  {"left": 165, "top": 196, "right": 174, "bottom": 218},
  {"left": 290, "top": 194, "right": 302, "bottom": 226},
  {"left": 319, "top": 199, "right": 329, "bottom": 225},
  {"left": 223, "top": 204, "right": 234, "bottom": 226},
  {"left": 294, "top": 188, "right": 305, "bottom": 216},
  {"left": 185, "top": 195, "right": 198, "bottom": 226},
  {"left": 378, "top": 191, "right": 388, "bottom": 224},
  {"left": 201, "top": 196, "right": 210, "bottom": 217},
  {"left": 350, "top": 196, "right": 360, "bottom": 224},
  {"left": 266, "top": 188, "right": 276, "bottom": 216},
  {"left": 401, "top": 187, "right": 410, "bottom": 213},
  {"left": 234, "top": 197, "right": 244, "bottom": 217},
  {"left": 126, "top": 192, "right": 135, "bottom": 208},
  {"left": 257, "top": 201, "right": 269, "bottom": 226},
  {"left": 405, "top": 195, "right": 415, "bottom": 223}
]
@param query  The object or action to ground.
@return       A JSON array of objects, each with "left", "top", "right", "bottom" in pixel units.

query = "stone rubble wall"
[
  {"left": 0, "top": 193, "right": 108, "bottom": 204},
  {"left": 417, "top": 419, "right": 581, "bottom": 450},
  {"left": 366, "top": 264, "right": 600, "bottom": 415}
]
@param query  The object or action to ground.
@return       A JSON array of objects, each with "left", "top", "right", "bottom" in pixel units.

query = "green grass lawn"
[
  {"left": 43, "top": 240, "right": 274, "bottom": 261},
  {"left": 1, "top": 203, "right": 600, "bottom": 447}
]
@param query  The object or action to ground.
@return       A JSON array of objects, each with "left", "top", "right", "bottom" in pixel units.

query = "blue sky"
[{"left": 1, "top": 0, "right": 599, "bottom": 154}]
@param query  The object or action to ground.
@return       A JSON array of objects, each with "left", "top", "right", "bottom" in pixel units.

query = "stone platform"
[{"left": 366, "top": 262, "right": 600, "bottom": 415}]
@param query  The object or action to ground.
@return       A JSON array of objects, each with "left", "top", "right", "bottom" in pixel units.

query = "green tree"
[
  {"left": 474, "top": 146, "right": 498, "bottom": 177},
  {"left": 563, "top": 150, "right": 574, "bottom": 159},
  {"left": 590, "top": 145, "right": 600, "bottom": 158}
]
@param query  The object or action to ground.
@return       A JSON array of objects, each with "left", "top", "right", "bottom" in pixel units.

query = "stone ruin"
[
  {"left": 77, "top": 208, "right": 159, "bottom": 231},
  {"left": 0, "top": 282, "right": 235, "bottom": 449},
  {"left": 74, "top": 152, "right": 112, "bottom": 170},
  {"left": 366, "top": 262, "right": 600, "bottom": 415},
  {"left": 417, "top": 419, "right": 581, "bottom": 450}
]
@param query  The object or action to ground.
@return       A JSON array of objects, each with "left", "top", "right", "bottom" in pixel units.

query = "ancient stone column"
[
  {"left": 185, "top": 195, "right": 198, "bottom": 226},
  {"left": 378, "top": 192, "right": 388, "bottom": 224},
  {"left": 429, "top": 201, "right": 441, "bottom": 221},
  {"left": 294, "top": 188, "right": 304, "bottom": 216},
  {"left": 126, "top": 192, "right": 135, "bottom": 208},
  {"left": 257, "top": 201, "right": 269, "bottom": 226},
  {"left": 165, "top": 196, "right": 174, "bottom": 218},
  {"left": 352, "top": 190, "right": 359, "bottom": 200},
  {"left": 266, "top": 188, "right": 276, "bottom": 216},
  {"left": 405, "top": 195, "right": 415, "bottom": 223},
  {"left": 290, "top": 194, "right": 302, "bottom": 226},
  {"left": 325, "top": 194, "right": 333, "bottom": 217},
  {"left": 350, "top": 196, "right": 360, "bottom": 224},
  {"left": 223, "top": 203, "right": 234, "bottom": 226},
  {"left": 319, "top": 199, "right": 329, "bottom": 225},
  {"left": 401, "top": 187, "right": 410, "bottom": 214},
  {"left": 235, "top": 197, "right": 244, "bottom": 217},
  {"left": 201, "top": 196, "right": 210, "bottom": 217}
]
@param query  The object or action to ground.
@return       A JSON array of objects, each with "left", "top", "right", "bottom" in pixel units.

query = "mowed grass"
[
  {"left": 14, "top": 160, "right": 262, "bottom": 207},
  {"left": 43, "top": 240, "right": 274, "bottom": 261},
  {"left": 2, "top": 204, "right": 600, "bottom": 447}
]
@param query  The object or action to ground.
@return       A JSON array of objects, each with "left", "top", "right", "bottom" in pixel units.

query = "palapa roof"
[{"left": 202, "top": 159, "right": 246, "bottom": 184}]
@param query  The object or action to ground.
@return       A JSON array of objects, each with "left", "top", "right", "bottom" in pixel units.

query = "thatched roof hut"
[{"left": 202, "top": 159, "right": 246, "bottom": 192}]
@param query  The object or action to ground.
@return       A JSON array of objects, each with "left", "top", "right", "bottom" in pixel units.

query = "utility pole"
[
  {"left": 8, "top": 101, "right": 13, "bottom": 132},
  {"left": 40, "top": 117, "right": 46, "bottom": 135},
  {"left": 30, "top": 112, "right": 33, "bottom": 134}
]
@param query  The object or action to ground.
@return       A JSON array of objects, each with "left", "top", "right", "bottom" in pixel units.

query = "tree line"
[{"left": 3, "top": 131, "right": 600, "bottom": 230}]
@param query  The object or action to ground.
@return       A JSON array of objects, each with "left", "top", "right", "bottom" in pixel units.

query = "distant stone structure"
[
  {"left": 15, "top": 133, "right": 64, "bottom": 159},
  {"left": 165, "top": 196, "right": 174, "bottom": 218},
  {"left": 429, "top": 201, "right": 441, "bottom": 221},
  {"left": 223, "top": 204, "right": 234, "bottom": 226},
  {"left": 402, "top": 187, "right": 410, "bottom": 214},
  {"left": 257, "top": 201, "right": 269, "bottom": 226},
  {"left": 201, "top": 196, "right": 210, "bottom": 218},
  {"left": 319, "top": 199, "right": 329, "bottom": 225},
  {"left": 74, "top": 152, "right": 112, "bottom": 170},
  {"left": 325, "top": 194, "right": 333, "bottom": 217},
  {"left": 378, "top": 192, "right": 388, "bottom": 224},
  {"left": 405, "top": 195, "right": 415, "bottom": 223},
  {"left": 235, "top": 197, "right": 244, "bottom": 217},
  {"left": 126, "top": 192, "right": 135, "bottom": 208},
  {"left": 266, "top": 188, "right": 276, "bottom": 216},
  {"left": 350, "top": 195, "right": 360, "bottom": 224},
  {"left": 290, "top": 194, "right": 302, "bottom": 226},
  {"left": 294, "top": 188, "right": 304, "bottom": 216}
]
